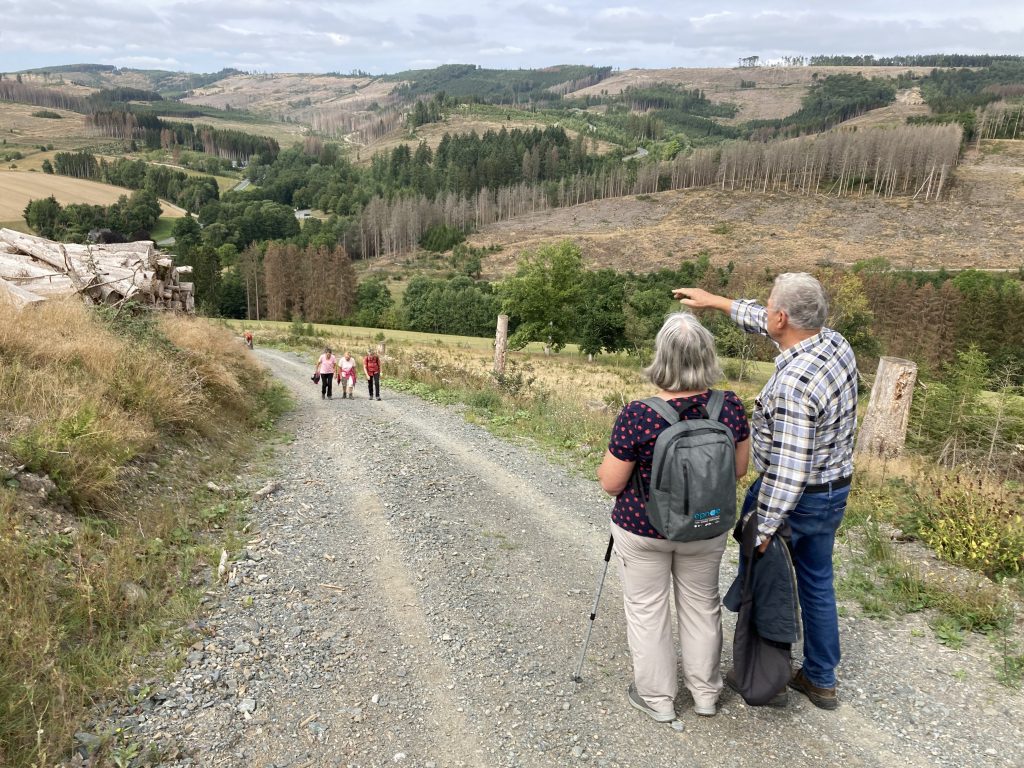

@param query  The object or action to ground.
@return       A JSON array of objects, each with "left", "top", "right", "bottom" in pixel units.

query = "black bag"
[
  {"left": 632, "top": 391, "right": 737, "bottom": 542},
  {"left": 312, "top": 372, "right": 321, "bottom": 384},
  {"left": 724, "top": 514, "right": 795, "bottom": 706}
]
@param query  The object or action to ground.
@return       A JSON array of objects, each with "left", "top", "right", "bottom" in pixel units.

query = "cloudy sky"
[{"left": 3, "top": 1, "right": 1024, "bottom": 75}]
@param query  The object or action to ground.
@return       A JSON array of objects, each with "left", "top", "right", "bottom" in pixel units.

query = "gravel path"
[{"left": 97, "top": 349, "right": 1021, "bottom": 768}]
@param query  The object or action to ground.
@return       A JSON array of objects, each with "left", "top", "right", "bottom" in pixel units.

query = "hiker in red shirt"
[{"left": 363, "top": 347, "right": 382, "bottom": 401}]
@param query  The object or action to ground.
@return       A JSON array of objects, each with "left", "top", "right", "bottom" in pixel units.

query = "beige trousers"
[{"left": 612, "top": 522, "right": 728, "bottom": 714}]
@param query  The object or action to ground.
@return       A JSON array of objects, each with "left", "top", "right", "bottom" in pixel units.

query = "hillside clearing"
[
  {"left": 568, "top": 66, "right": 939, "bottom": 123},
  {"left": 182, "top": 73, "right": 395, "bottom": 118},
  {"left": 424, "top": 139, "right": 1024, "bottom": 277}
]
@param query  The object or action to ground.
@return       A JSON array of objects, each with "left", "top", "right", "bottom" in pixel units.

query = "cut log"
[
  {"left": 0, "top": 229, "right": 192, "bottom": 314},
  {"left": 0, "top": 277, "right": 46, "bottom": 308}
]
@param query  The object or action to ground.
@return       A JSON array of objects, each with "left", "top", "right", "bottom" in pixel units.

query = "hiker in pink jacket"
[{"left": 314, "top": 347, "right": 337, "bottom": 400}]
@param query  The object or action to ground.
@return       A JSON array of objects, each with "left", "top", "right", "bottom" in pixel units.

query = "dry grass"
[
  {"left": 0, "top": 101, "right": 92, "bottom": 147},
  {"left": 0, "top": 300, "right": 286, "bottom": 767}
]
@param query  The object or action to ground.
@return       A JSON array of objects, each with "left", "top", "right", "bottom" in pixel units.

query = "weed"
[{"left": 932, "top": 617, "right": 966, "bottom": 649}]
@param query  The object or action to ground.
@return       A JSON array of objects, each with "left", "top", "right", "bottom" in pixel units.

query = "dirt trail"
[{"left": 103, "top": 349, "right": 1021, "bottom": 768}]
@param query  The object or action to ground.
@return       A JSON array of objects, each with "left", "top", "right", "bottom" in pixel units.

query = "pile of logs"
[{"left": 0, "top": 229, "right": 195, "bottom": 313}]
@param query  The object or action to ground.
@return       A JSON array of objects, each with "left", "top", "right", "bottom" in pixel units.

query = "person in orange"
[
  {"left": 364, "top": 347, "right": 382, "bottom": 400},
  {"left": 314, "top": 347, "right": 337, "bottom": 400}
]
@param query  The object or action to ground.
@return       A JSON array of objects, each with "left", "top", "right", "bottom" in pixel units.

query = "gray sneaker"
[{"left": 627, "top": 684, "right": 676, "bottom": 723}]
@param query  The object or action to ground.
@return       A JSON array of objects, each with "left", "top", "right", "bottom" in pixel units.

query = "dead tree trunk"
[
  {"left": 855, "top": 357, "right": 918, "bottom": 459},
  {"left": 493, "top": 314, "right": 509, "bottom": 375}
]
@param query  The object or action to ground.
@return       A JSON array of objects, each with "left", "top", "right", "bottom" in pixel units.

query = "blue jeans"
[{"left": 742, "top": 476, "right": 850, "bottom": 689}]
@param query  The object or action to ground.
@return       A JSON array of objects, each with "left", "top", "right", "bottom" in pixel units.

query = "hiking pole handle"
[{"left": 572, "top": 533, "right": 615, "bottom": 683}]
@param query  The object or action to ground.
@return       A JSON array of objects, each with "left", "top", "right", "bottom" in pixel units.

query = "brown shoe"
[{"left": 788, "top": 668, "right": 838, "bottom": 710}]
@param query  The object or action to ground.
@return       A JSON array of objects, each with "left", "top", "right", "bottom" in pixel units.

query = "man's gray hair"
[
  {"left": 771, "top": 272, "right": 829, "bottom": 330},
  {"left": 645, "top": 312, "right": 723, "bottom": 392}
]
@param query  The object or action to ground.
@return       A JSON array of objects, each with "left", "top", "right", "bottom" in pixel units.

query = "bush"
[
  {"left": 901, "top": 474, "right": 1024, "bottom": 578},
  {"left": 419, "top": 223, "right": 466, "bottom": 253},
  {"left": 31, "top": 110, "right": 62, "bottom": 119}
]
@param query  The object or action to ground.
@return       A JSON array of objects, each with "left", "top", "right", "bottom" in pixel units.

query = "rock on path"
[{"left": 97, "top": 349, "right": 1021, "bottom": 768}]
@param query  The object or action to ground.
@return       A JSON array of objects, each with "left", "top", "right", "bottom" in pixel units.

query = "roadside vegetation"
[{"left": 0, "top": 300, "right": 288, "bottom": 767}]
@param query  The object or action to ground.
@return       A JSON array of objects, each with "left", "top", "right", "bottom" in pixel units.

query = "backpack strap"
[
  {"left": 642, "top": 397, "right": 681, "bottom": 425},
  {"left": 705, "top": 389, "right": 726, "bottom": 421},
  {"left": 645, "top": 391, "right": 726, "bottom": 423}
]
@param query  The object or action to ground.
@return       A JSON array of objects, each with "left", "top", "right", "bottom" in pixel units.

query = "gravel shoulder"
[{"left": 97, "top": 348, "right": 1021, "bottom": 768}]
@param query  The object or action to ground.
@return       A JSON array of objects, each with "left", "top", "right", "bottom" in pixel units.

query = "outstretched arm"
[{"left": 672, "top": 287, "right": 734, "bottom": 314}]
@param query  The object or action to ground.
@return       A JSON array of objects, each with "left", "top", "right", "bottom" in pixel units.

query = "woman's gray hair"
[
  {"left": 644, "top": 312, "right": 723, "bottom": 392},
  {"left": 771, "top": 272, "right": 829, "bottom": 330}
]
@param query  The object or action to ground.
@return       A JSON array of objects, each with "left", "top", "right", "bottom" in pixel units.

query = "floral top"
[{"left": 608, "top": 391, "right": 750, "bottom": 538}]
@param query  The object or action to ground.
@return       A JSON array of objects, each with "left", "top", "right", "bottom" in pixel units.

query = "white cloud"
[{"left": 0, "top": 1, "right": 1022, "bottom": 73}]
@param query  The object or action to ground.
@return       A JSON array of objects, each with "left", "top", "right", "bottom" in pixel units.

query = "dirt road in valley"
[{"left": 95, "top": 348, "right": 1021, "bottom": 768}]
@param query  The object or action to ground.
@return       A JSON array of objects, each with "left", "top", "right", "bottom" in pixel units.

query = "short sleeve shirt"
[{"left": 608, "top": 391, "right": 750, "bottom": 538}]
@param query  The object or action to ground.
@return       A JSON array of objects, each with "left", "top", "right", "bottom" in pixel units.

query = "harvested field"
[
  {"left": 0, "top": 171, "right": 186, "bottom": 221},
  {"left": 0, "top": 102, "right": 89, "bottom": 144},
  {"left": 568, "top": 66, "right": 938, "bottom": 123}
]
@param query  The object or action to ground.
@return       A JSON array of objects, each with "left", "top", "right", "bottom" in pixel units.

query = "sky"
[{"left": 3, "top": 1, "right": 1024, "bottom": 75}]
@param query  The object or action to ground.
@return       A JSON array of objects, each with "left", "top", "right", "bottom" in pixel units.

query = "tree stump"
[
  {"left": 856, "top": 357, "right": 918, "bottom": 459},
  {"left": 494, "top": 314, "right": 509, "bottom": 374}
]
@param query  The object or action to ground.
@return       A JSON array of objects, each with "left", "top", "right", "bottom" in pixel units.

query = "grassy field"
[{"left": 0, "top": 171, "right": 186, "bottom": 221}]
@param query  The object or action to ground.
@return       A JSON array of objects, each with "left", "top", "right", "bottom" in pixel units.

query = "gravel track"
[{"left": 97, "top": 349, "right": 1021, "bottom": 768}]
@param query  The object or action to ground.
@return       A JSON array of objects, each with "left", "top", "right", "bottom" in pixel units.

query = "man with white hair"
[{"left": 674, "top": 273, "right": 858, "bottom": 710}]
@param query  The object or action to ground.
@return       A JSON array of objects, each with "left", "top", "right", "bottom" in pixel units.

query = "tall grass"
[{"left": 0, "top": 300, "right": 287, "bottom": 767}]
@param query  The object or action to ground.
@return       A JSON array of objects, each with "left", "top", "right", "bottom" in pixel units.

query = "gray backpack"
[{"left": 633, "top": 391, "right": 737, "bottom": 542}]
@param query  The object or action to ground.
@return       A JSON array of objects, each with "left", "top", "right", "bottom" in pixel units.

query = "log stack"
[{"left": 0, "top": 229, "right": 195, "bottom": 313}]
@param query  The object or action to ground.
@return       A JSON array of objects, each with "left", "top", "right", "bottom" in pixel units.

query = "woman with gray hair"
[{"left": 598, "top": 312, "right": 750, "bottom": 722}]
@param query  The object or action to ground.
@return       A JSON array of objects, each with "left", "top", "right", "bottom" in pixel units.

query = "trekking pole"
[{"left": 572, "top": 534, "right": 615, "bottom": 683}]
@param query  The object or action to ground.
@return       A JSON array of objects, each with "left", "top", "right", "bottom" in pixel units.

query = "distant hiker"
[
  {"left": 597, "top": 312, "right": 750, "bottom": 722},
  {"left": 364, "top": 347, "right": 382, "bottom": 400},
  {"left": 675, "top": 273, "right": 858, "bottom": 710},
  {"left": 315, "top": 347, "right": 337, "bottom": 400},
  {"left": 338, "top": 351, "right": 357, "bottom": 399},
  {"left": 244, "top": 330, "right": 254, "bottom": 349}
]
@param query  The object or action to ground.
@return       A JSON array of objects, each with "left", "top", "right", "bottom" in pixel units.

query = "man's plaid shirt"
[{"left": 731, "top": 300, "right": 859, "bottom": 541}]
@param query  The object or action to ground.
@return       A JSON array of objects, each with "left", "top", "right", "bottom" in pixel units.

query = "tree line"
[
  {"left": 807, "top": 54, "right": 1024, "bottom": 67},
  {"left": 46, "top": 152, "right": 221, "bottom": 212},
  {"left": 85, "top": 110, "right": 280, "bottom": 162},
  {"left": 23, "top": 191, "right": 162, "bottom": 241}
]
